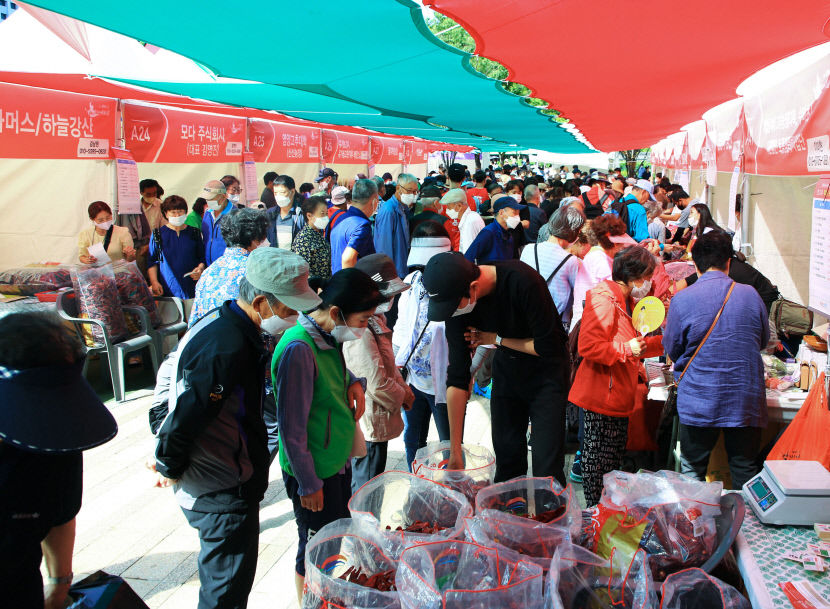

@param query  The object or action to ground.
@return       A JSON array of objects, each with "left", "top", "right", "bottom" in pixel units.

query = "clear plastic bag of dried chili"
[
  {"left": 303, "top": 517, "right": 402, "bottom": 609},
  {"left": 412, "top": 441, "right": 496, "bottom": 504}
]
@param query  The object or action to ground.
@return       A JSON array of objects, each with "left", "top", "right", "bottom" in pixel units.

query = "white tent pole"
[{"left": 741, "top": 173, "right": 751, "bottom": 259}]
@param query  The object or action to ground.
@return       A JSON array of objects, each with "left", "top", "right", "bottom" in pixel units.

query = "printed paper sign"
[
  {"left": 807, "top": 136, "right": 830, "bottom": 172},
  {"left": 112, "top": 148, "right": 141, "bottom": 215},
  {"left": 809, "top": 176, "right": 830, "bottom": 318},
  {"left": 241, "top": 152, "right": 258, "bottom": 203},
  {"left": 0, "top": 82, "right": 117, "bottom": 160},
  {"left": 77, "top": 138, "right": 110, "bottom": 158}
]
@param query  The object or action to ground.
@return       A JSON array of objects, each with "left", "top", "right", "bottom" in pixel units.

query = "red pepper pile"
[
  {"left": 338, "top": 566, "right": 396, "bottom": 591},
  {"left": 385, "top": 520, "right": 447, "bottom": 534},
  {"left": 520, "top": 505, "right": 567, "bottom": 523}
]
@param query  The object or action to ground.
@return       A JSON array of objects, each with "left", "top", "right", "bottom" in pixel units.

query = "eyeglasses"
[{"left": 399, "top": 185, "right": 419, "bottom": 194}]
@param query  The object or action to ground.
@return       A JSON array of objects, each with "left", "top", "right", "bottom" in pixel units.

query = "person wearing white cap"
[
  {"left": 154, "top": 247, "right": 320, "bottom": 609},
  {"left": 442, "top": 187, "right": 484, "bottom": 253},
  {"left": 199, "top": 179, "right": 233, "bottom": 266},
  {"left": 615, "top": 178, "right": 656, "bottom": 242}
]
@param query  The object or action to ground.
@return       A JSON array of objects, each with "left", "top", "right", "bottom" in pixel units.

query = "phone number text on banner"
[
  {"left": 123, "top": 103, "right": 245, "bottom": 163},
  {"left": 0, "top": 82, "right": 116, "bottom": 160}
]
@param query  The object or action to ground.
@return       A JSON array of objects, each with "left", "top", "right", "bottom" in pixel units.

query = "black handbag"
[{"left": 659, "top": 282, "right": 736, "bottom": 428}]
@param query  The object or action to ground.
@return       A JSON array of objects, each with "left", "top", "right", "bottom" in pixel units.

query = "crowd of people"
[{"left": 5, "top": 160, "right": 784, "bottom": 609}]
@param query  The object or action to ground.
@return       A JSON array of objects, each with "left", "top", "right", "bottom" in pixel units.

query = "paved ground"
[{"left": 58, "top": 361, "right": 580, "bottom": 608}]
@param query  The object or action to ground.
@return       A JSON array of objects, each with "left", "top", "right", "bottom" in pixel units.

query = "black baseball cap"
[
  {"left": 315, "top": 167, "right": 337, "bottom": 182},
  {"left": 355, "top": 253, "right": 409, "bottom": 297},
  {"left": 492, "top": 195, "right": 526, "bottom": 214},
  {"left": 422, "top": 252, "right": 478, "bottom": 321},
  {"left": 419, "top": 185, "right": 442, "bottom": 199}
]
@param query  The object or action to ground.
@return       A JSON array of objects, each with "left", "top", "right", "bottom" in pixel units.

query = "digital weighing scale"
[{"left": 743, "top": 460, "right": 830, "bottom": 525}]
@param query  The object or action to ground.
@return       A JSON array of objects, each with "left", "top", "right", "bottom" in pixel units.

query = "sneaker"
[{"left": 569, "top": 451, "right": 583, "bottom": 483}]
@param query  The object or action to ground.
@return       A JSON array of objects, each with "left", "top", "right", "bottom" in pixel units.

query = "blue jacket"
[
  {"left": 201, "top": 201, "right": 234, "bottom": 266},
  {"left": 464, "top": 220, "right": 514, "bottom": 263},
  {"left": 623, "top": 195, "right": 649, "bottom": 242},
  {"left": 330, "top": 206, "right": 375, "bottom": 273},
  {"left": 373, "top": 195, "right": 410, "bottom": 278},
  {"left": 663, "top": 270, "right": 769, "bottom": 428}
]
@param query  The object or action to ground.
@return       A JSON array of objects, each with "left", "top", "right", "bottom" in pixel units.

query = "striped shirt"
[{"left": 520, "top": 241, "right": 580, "bottom": 328}]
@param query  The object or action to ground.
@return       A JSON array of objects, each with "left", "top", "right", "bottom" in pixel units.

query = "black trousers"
[
  {"left": 678, "top": 424, "right": 762, "bottom": 489},
  {"left": 182, "top": 504, "right": 260, "bottom": 609},
  {"left": 490, "top": 349, "right": 568, "bottom": 487},
  {"left": 351, "top": 440, "right": 388, "bottom": 494}
]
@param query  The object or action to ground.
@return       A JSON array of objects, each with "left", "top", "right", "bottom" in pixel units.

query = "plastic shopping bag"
[
  {"left": 71, "top": 264, "right": 129, "bottom": 346},
  {"left": 588, "top": 470, "right": 722, "bottom": 580},
  {"left": 349, "top": 471, "right": 472, "bottom": 548},
  {"left": 67, "top": 571, "right": 150, "bottom": 608},
  {"left": 659, "top": 568, "right": 749, "bottom": 609},
  {"left": 465, "top": 515, "right": 570, "bottom": 573},
  {"left": 475, "top": 477, "right": 582, "bottom": 538},
  {"left": 412, "top": 442, "right": 496, "bottom": 503},
  {"left": 545, "top": 543, "right": 656, "bottom": 609},
  {"left": 767, "top": 374, "right": 830, "bottom": 470},
  {"left": 397, "top": 539, "right": 545, "bottom": 609},
  {"left": 303, "top": 518, "right": 402, "bottom": 609}
]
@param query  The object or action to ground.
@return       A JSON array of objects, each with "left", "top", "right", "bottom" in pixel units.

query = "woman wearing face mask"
[
  {"left": 272, "top": 267, "right": 384, "bottom": 606},
  {"left": 147, "top": 196, "right": 206, "bottom": 299},
  {"left": 686, "top": 203, "right": 722, "bottom": 248},
  {"left": 78, "top": 201, "right": 135, "bottom": 264},
  {"left": 568, "top": 246, "right": 664, "bottom": 506},
  {"left": 291, "top": 195, "right": 332, "bottom": 282},
  {"left": 220, "top": 175, "right": 243, "bottom": 208},
  {"left": 266, "top": 175, "right": 304, "bottom": 249},
  {"left": 343, "top": 254, "right": 414, "bottom": 492}
]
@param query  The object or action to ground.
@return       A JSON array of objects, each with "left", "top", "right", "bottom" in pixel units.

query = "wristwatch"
[
  {"left": 495, "top": 335, "right": 503, "bottom": 347},
  {"left": 46, "top": 574, "right": 73, "bottom": 585}
]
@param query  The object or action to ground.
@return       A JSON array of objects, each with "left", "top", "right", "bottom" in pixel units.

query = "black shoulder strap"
[
  {"left": 598, "top": 192, "right": 610, "bottom": 206},
  {"left": 152, "top": 228, "right": 164, "bottom": 262},
  {"left": 534, "top": 243, "right": 541, "bottom": 274},
  {"left": 103, "top": 225, "right": 114, "bottom": 252},
  {"left": 545, "top": 253, "right": 573, "bottom": 284},
  {"left": 581, "top": 192, "right": 591, "bottom": 207}
]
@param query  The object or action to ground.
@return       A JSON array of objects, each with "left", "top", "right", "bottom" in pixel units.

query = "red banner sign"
[
  {"left": 0, "top": 82, "right": 116, "bottom": 160},
  {"left": 249, "top": 119, "right": 321, "bottom": 164},
  {"left": 403, "top": 140, "right": 429, "bottom": 166},
  {"left": 123, "top": 103, "right": 245, "bottom": 163},
  {"left": 322, "top": 130, "right": 369, "bottom": 165},
  {"left": 370, "top": 136, "right": 404, "bottom": 165}
]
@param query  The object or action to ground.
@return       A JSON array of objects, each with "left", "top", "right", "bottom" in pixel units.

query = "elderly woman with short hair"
[{"left": 147, "top": 195, "right": 206, "bottom": 299}]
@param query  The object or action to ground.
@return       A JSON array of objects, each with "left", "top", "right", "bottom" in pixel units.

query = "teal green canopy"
[{"left": 26, "top": 0, "right": 591, "bottom": 152}]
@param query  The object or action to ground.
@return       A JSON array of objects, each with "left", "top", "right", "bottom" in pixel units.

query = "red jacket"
[{"left": 568, "top": 280, "right": 664, "bottom": 417}]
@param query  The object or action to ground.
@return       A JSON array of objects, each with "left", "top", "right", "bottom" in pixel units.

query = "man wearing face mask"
[
  {"left": 272, "top": 268, "right": 382, "bottom": 606},
  {"left": 620, "top": 179, "right": 656, "bottom": 242},
  {"left": 330, "top": 179, "right": 378, "bottom": 272},
  {"left": 315, "top": 167, "right": 337, "bottom": 199},
  {"left": 422, "top": 251, "right": 570, "bottom": 486},
  {"left": 463, "top": 196, "right": 525, "bottom": 263},
  {"left": 199, "top": 179, "right": 234, "bottom": 266},
  {"left": 374, "top": 173, "right": 418, "bottom": 278},
  {"left": 410, "top": 185, "right": 449, "bottom": 236},
  {"left": 221, "top": 175, "right": 243, "bottom": 208},
  {"left": 154, "top": 246, "right": 321, "bottom": 609},
  {"left": 266, "top": 175, "right": 304, "bottom": 249},
  {"left": 443, "top": 187, "right": 484, "bottom": 254}
]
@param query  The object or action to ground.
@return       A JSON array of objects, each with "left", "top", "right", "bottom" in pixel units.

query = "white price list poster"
[
  {"left": 241, "top": 152, "right": 258, "bottom": 202},
  {"left": 112, "top": 148, "right": 141, "bottom": 214},
  {"left": 809, "top": 176, "right": 830, "bottom": 318}
]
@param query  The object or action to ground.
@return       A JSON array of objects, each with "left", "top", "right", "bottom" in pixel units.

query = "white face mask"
[
  {"left": 229, "top": 194, "right": 240, "bottom": 205},
  {"left": 630, "top": 279, "right": 652, "bottom": 301},
  {"left": 505, "top": 214, "right": 521, "bottom": 229},
  {"left": 95, "top": 220, "right": 113, "bottom": 230},
  {"left": 276, "top": 195, "right": 292, "bottom": 208},
  {"left": 259, "top": 302, "right": 297, "bottom": 336},
  {"left": 452, "top": 287, "right": 477, "bottom": 317},
  {"left": 445, "top": 207, "right": 460, "bottom": 220},
  {"left": 375, "top": 300, "right": 392, "bottom": 314},
  {"left": 331, "top": 311, "right": 366, "bottom": 342},
  {"left": 168, "top": 215, "right": 187, "bottom": 227},
  {"left": 689, "top": 215, "right": 699, "bottom": 228},
  {"left": 400, "top": 193, "right": 417, "bottom": 205},
  {"left": 510, "top": 193, "right": 522, "bottom": 203},
  {"left": 206, "top": 198, "right": 222, "bottom": 211},
  {"left": 318, "top": 180, "right": 329, "bottom": 191},
  {"left": 313, "top": 215, "right": 330, "bottom": 230}
]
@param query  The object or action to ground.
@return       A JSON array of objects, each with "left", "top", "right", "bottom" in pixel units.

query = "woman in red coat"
[{"left": 568, "top": 246, "right": 664, "bottom": 506}]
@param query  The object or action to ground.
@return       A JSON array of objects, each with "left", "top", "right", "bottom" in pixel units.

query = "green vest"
[{"left": 272, "top": 323, "right": 354, "bottom": 480}]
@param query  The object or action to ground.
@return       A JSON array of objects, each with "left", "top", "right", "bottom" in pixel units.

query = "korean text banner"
[
  {"left": 321, "top": 129, "right": 369, "bottom": 165},
  {"left": 370, "top": 136, "right": 404, "bottom": 165},
  {"left": 0, "top": 82, "right": 116, "bottom": 160},
  {"left": 403, "top": 139, "right": 429, "bottom": 166},
  {"left": 123, "top": 102, "right": 245, "bottom": 163},
  {"left": 249, "top": 119, "right": 321, "bottom": 164}
]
